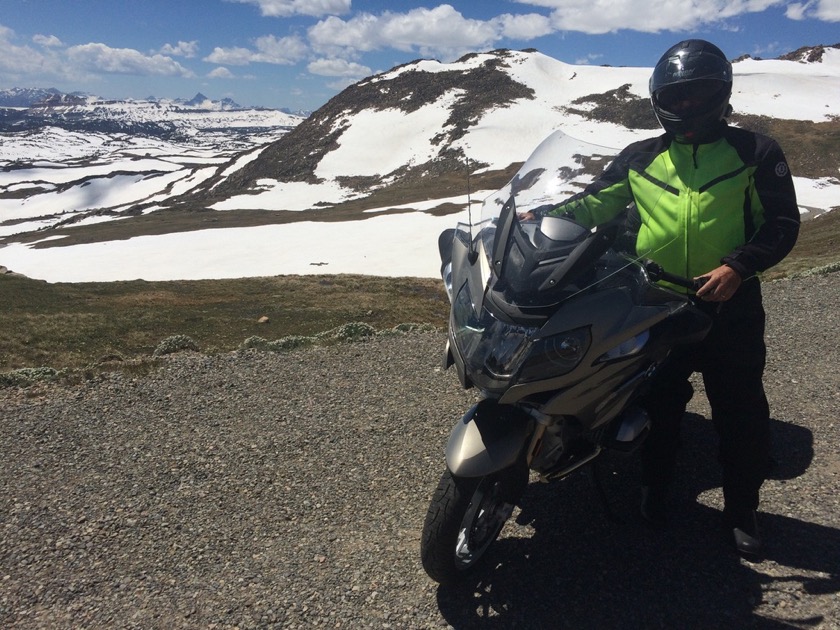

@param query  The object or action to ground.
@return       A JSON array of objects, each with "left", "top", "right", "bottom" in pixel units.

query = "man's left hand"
[{"left": 695, "top": 265, "right": 742, "bottom": 302}]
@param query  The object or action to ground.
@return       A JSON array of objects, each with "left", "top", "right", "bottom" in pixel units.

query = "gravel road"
[{"left": 2, "top": 273, "right": 839, "bottom": 629}]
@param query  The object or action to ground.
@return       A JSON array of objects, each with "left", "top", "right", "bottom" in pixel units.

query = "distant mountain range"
[
  {"left": 0, "top": 87, "right": 66, "bottom": 107},
  {"left": 0, "top": 86, "right": 314, "bottom": 114},
  {"left": 0, "top": 87, "right": 311, "bottom": 137}
]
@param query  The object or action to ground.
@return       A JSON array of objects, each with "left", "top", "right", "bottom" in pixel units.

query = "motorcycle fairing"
[{"left": 445, "top": 399, "right": 534, "bottom": 477}]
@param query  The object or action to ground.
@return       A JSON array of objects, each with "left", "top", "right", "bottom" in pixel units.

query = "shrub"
[
  {"left": 319, "top": 322, "right": 376, "bottom": 341},
  {"left": 0, "top": 367, "right": 68, "bottom": 387},
  {"left": 235, "top": 320, "right": 438, "bottom": 356},
  {"left": 240, "top": 336, "right": 270, "bottom": 351},
  {"left": 390, "top": 322, "right": 437, "bottom": 333},
  {"left": 793, "top": 261, "right": 840, "bottom": 278},
  {"left": 267, "top": 335, "right": 314, "bottom": 351},
  {"left": 153, "top": 334, "right": 200, "bottom": 357}
]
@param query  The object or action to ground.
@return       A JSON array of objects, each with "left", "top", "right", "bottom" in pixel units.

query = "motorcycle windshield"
[
  {"left": 454, "top": 130, "right": 679, "bottom": 315},
  {"left": 445, "top": 130, "right": 702, "bottom": 393}
]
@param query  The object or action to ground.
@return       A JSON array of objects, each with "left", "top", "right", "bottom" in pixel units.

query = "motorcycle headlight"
[
  {"left": 517, "top": 327, "right": 591, "bottom": 382},
  {"left": 451, "top": 284, "right": 538, "bottom": 388}
]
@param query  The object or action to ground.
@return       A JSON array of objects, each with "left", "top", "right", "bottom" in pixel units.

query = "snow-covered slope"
[
  {"left": 0, "top": 90, "right": 306, "bottom": 237},
  {"left": 1, "top": 47, "right": 838, "bottom": 282},
  {"left": 208, "top": 47, "right": 840, "bottom": 215}
]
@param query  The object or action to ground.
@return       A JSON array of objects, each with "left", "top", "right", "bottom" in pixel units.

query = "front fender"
[{"left": 445, "top": 399, "right": 533, "bottom": 477}]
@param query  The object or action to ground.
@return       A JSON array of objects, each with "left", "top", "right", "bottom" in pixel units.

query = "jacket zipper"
[{"left": 685, "top": 143, "right": 701, "bottom": 279}]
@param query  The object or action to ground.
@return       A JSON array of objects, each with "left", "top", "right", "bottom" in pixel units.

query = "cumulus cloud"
[
  {"left": 67, "top": 43, "right": 195, "bottom": 77},
  {"left": 495, "top": 13, "right": 554, "bottom": 39},
  {"left": 575, "top": 52, "right": 605, "bottom": 64},
  {"left": 309, "top": 5, "right": 502, "bottom": 59},
  {"left": 326, "top": 78, "right": 358, "bottom": 90},
  {"left": 0, "top": 24, "right": 57, "bottom": 77},
  {"left": 208, "top": 66, "right": 235, "bottom": 79},
  {"left": 301, "top": 0, "right": 837, "bottom": 60},
  {"left": 1, "top": 23, "right": 198, "bottom": 84},
  {"left": 204, "top": 34, "right": 308, "bottom": 66},
  {"left": 204, "top": 46, "right": 253, "bottom": 66},
  {"left": 227, "top": 0, "right": 351, "bottom": 18},
  {"left": 514, "top": 0, "right": 790, "bottom": 33},
  {"left": 33, "top": 34, "right": 63, "bottom": 47},
  {"left": 160, "top": 40, "right": 199, "bottom": 58},
  {"left": 786, "top": 0, "right": 840, "bottom": 21},
  {"left": 252, "top": 34, "right": 309, "bottom": 63},
  {"left": 307, "top": 57, "right": 371, "bottom": 77}
]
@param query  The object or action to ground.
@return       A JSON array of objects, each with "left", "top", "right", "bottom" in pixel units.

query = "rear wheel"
[{"left": 420, "top": 465, "right": 527, "bottom": 584}]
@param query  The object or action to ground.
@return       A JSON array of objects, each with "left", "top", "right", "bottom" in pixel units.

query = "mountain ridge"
[{"left": 175, "top": 44, "right": 840, "bottom": 213}]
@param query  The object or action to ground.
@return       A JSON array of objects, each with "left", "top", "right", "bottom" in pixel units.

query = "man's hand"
[{"left": 694, "top": 264, "right": 742, "bottom": 302}]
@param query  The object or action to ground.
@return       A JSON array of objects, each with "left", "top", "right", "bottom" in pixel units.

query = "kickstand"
[{"left": 588, "top": 459, "right": 623, "bottom": 524}]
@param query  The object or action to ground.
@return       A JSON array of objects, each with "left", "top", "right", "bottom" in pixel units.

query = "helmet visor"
[{"left": 655, "top": 79, "right": 727, "bottom": 115}]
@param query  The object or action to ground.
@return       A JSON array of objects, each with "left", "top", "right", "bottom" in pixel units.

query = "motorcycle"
[{"left": 420, "top": 130, "right": 712, "bottom": 584}]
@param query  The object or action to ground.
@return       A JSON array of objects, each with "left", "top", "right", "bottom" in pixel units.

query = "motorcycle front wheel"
[{"left": 420, "top": 465, "right": 527, "bottom": 584}]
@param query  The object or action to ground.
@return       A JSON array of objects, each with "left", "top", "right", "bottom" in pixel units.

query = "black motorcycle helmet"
[{"left": 650, "top": 39, "right": 733, "bottom": 142}]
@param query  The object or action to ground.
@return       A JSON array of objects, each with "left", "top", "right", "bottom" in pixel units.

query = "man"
[{"left": 534, "top": 39, "right": 800, "bottom": 558}]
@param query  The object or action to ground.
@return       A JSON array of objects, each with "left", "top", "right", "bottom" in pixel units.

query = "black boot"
[
  {"left": 640, "top": 485, "right": 667, "bottom": 528},
  {"left": 725, "top": 509, "right": 763, "bottom": 560}
]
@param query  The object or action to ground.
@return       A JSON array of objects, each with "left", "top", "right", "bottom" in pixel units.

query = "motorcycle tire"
[{"left": 420, "top": 464, "right": 527, "bottom": 584}]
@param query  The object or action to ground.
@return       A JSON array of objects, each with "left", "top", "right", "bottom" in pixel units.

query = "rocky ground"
[{"left": 1, "top": 273, "right": 838, "bottom": 629}]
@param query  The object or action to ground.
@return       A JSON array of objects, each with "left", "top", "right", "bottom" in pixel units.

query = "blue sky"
[{"left": 0, "top": 0, "right": 837, "bottom": 111}]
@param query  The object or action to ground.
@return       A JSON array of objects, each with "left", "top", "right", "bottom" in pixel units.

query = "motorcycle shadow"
[{"left": 435, "top": 413, "right": 839, "bottom": 629}]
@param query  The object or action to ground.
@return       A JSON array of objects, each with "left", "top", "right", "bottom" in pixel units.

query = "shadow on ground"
[{"left": 433, "top": 414, "right": 838, "bottom": 629}]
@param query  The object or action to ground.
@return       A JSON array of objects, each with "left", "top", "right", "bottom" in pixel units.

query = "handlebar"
[{"left": 643, "top": 261, "right": 708, "bottom": 293}]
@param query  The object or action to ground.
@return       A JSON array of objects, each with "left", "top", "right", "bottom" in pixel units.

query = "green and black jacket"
[{"left": 552, "top": 124, "right": 801, "bottom": 281}]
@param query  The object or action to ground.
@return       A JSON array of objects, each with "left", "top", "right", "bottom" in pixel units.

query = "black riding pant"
[{"left": 640, "top": 279, "right": 770, "bottom": 514}]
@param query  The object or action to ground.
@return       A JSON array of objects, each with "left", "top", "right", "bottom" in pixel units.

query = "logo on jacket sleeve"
[{"left": 775, "top": 162, "right": 789, "bottom": 177}]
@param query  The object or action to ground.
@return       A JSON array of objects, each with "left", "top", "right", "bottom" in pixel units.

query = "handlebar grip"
[{"left": 644, "top": 261, "right": 706, "bottom": 292}]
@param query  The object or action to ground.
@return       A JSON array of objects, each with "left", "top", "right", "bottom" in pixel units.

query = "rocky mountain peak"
[
  {"left": 778, "top": 43, "right": 840, "bottom": 63},
  {"left": 205, "top": 49, "right": 536, "bottom": 198}
]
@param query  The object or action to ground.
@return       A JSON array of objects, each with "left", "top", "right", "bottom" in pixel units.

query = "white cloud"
[
  {"left": 300, "top": 0, "right": 839, "bottom": 61},
  {"left": 575, "top": 52, "right": 605, "bottom": 64},
  {"left": 67, "top": 43, "right": 195, "bottom": 77},
  {"left": 204, "top": 34, "right": 308, "bottom": 66},
  {"left": 512, "top": 0, "right": 790, "bottom": 34},
  {"left": 0, "top": 25, "right": 56, "bottom": 77},
  {"left": 252, "top": 34, "right": 309, "bottom": 63},
  {"left": 228, "top": 0, "right": 351, "bottom": 18},
  {"left": 33, "top": 34, "right": 63, "bottom": 47},
  {"left": 204, "top": 46, "right": 254, "bottom": 66},
  {"left": 309, "top": 1, "right": 797, "bottom": 60},
  {"left": 786, "top": 0, "right": 840, "bottom": 21},
  {"left": 160, "top": 40, "right": 199, "bottom": 58},
  {"left": 495, "top": 13, "right": 554, "bottom": 39},
  {"left": 326, "top": 77, "right": 359, "bottom": 91},
  {"left": 308, "top": 58, "right": 372, "bottom": 77},
  {"left": 309, "top": 5, "right": 501, "bottom": 59},
  {"left": 2, "top": 24, "right": 199, "bottom": 84},
  {"left": 208, "top": 66, "right": 235, "bottom": 79}
]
